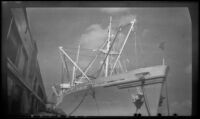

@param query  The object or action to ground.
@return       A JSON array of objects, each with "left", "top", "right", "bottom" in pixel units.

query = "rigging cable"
[
  {"left": 134, "top": 31, "right": 138, "bottom": 68},
  {"left": 92, "top": 89, "right": 100, "bottom": 115},
  {"left": 164, "top": 78, "right": 170, "bottom": 115},
  {"left": 95, "top": 27, "right": 121, "bottom": 78},
  {"left": 141, "top": 79, "right": 151, "bottom": 116},
  {"left": 142, "top": 87, "right": 151, "bottom": 116},
  {"left": 68, "top": 89, "right": 90, "bottom": 116},
  {"left": 127, "top": 88, "right": 137, "bottom": 114},
  {"left": 61, "top": 63, "right": 64, "bottom": 84},
  {"left": 137, "top": 34, "right": 143, "bottom": 65}
]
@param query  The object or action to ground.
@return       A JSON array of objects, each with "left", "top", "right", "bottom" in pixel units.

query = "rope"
[
  {"left": 92, "top": 89, "right": 100, "bottom": 115},
  {"left": 140, "top": 78, "right": 151, "bottom": 116},
  {"left": 95, "top": 28, "right": 121, "bottom": 78},
  {"left": 135, "top": 108, "right": 138, "bottom": 114},
  {"left": 157, "top": 78, "right": 165, "bottom": 114},
  {"left": 137, "top": 35, "right": 144, "bottom": 65},
  {"left": 127, "top": 88, "right": 138, "bottom": 115},
  {"left": 134, "top": 32, "right": 138, "bottom": 68},
  {"left": 68, "top": 89, "right": 89, "bottom": 116},
  {"left": 61, "top": 64, "right": 64, "bottom": 84},
  {"left": 165, "top": 78, "right": 170, "bottom": 115}
]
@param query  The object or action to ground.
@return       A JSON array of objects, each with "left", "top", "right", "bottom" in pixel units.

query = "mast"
[
  {"left": 59, "top": 46, "right": 91, "bottom": 82},
  {"left": 110, "top": 18, "right": 136, "bottom": 75},
  {"left": 72, "top": 44, "right": 80, "bottom": 86},
  {"left": 105, "top": 16, "right": 112, "bottom": 77}
]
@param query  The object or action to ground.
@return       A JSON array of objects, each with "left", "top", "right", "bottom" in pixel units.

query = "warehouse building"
[{"left": 2, "top": 3, "right": 66, "bottom": 116}]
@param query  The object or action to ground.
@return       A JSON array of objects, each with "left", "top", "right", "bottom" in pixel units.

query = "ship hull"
[
  {"left": 65, "top": 65, "right": 168, "bottom": 95},
  {"left": 63, "top": 65, "right": 168, "bottom": 116}
]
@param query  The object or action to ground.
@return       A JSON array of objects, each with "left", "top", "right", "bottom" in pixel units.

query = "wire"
[
  {"left": 61, "top": 51, "right": 71, "bottom": 82},
  {"left": 165, "top": 78, "right": 170, "bottom": 116},
  {"left": 68, "top": 89, "right": 90, "bottom": 116},
  {"left": 92, "top": 89, "right": 100, "bottom": 115},
  {"left": 140, "top": 84, "right": 151, "bottom": 116},
  {"left": 135, "top": 108, "right": 138, "bottom": 114},
  {"left": 61, "top": 64, "right": 64, "bottom": 84},
  {"left": 95, "top": 27, "right": 121, "bottom": 78},
  {"left": 134, "top": 31, "right": 138, "bottom": 68},
  {"left": 94, "top": 98, "right": 100, "bottom": 115}
]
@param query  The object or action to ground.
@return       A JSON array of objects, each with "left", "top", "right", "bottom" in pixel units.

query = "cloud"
[
  {"left": 78, "top": 59, "right": 92, "bottom": 69},
  {"left": 79, "top": 23, "right": 127, "bottom": 50},
  {"left": 78, "top": 15, "right": 135, "bottom": 69},
  {"left": 80, "top": 24, "right": 107, "bottom": 50},
  {"left": 185, "top": 63, "right": 192, "bottom": 75},
  {"left": 100, "top": 8, "right": 130, "bottom": 14},
  {"left": 109, "top": 15, "right": 136, "bottom": 28},
  {"left": 118, "top": 15, "right": 136, "bottom": 26},
  {"left": 76, "top": 24, "right": 107, "bottom": 70},
  {"left": 142, "top": 29, "right": 150, "bottom": 37}
]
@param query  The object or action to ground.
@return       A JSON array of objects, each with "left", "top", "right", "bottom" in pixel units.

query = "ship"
[{"left": 51, "top": 16, "right": 169, "bottom": 116}]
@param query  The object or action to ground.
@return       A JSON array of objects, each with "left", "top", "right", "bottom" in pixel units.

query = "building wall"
[{"left": 6, "top": 7, "right": 47, "bottom": 115}]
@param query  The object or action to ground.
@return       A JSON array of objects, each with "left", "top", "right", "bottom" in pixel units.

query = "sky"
[{"left": 27, "top": 7, "right": 192, "bottom": 116}]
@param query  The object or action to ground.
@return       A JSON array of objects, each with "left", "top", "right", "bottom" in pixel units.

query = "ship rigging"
[{"left": 51, "top": 16, "right": 170, "bottom": 116}]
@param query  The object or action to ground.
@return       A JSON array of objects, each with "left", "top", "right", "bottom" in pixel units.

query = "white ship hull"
[
  {"left": 64, "top": 65, "right": 168, "bottom": 95},
  {"left": 61, "top": 64, "right": 168, "bottom": 116}
]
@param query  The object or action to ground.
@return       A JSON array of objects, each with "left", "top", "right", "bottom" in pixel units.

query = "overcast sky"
[{"left": 27, "top": 7, "right": 191, "bottom": 116}]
